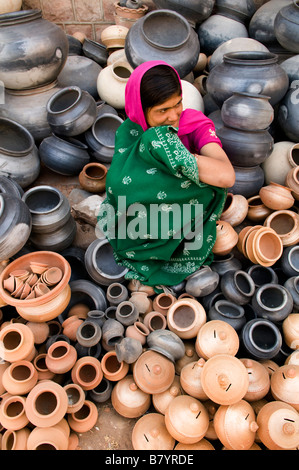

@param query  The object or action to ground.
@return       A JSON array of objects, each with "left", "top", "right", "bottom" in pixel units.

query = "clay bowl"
[
  {"left": 252, "top": 227, "right": 283, "bottom": 265},
  {"left": 237, "top": 225, "right": 262, "bottom": 257}
]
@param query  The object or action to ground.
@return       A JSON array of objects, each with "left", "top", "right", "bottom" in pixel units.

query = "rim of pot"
[
  {"left": 91, "top": 239, "right": 128, "bottom": 280},
  {"left": 248, "top": 319, "right": 281, "bottom": 353},
  {"left": 50, "top": 133, "right": 89, "bottom": 150},
  {"left": 223, "top": 51, "right": 278, "bottom": 66},
  {"left": 0, "top": 194, "right": 5, "bottom": 219},
  {"left": 214, "top": 299, "right": 244, "bottom": 319},
  {"left": 83, "top": 162, "right": 107, "bottom": 179},
  {"left": 230, "top": 91, "right": 271, "bottom": 100},
  {"left": 256, "top": 283, "right": 289, "bottom": 312},
  {"left": 22, "top": 185, "right": 64, "bottom": 215},
  {"left": 0, "top": 9, "right": 42, "bottom": 25},
  {"left": 0, "top": 117, "right": 35, "bottom": 156},
  {"left": 233, "top": 271, "right": 255, "bottom": 297},
  {"left": 111, "top": 61, "right": 132, "bottom": 82},
  {"left": 91, "top": 113, "right": 123, "bottom": 148},
  {"left": 46, "top": 86, "right": 82, "bottom": 115},
  {"left": 141, "top": 9, "right": 191, "bottom": 50},
  {"left": 287, "top": 246, "right": 299, "bottom": 272}
]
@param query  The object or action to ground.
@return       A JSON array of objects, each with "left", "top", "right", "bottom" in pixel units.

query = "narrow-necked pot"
[
  {"left": 239, "top": 318, "right": 282, "bottom": 360},
  {"left": 251, "top": 283, "right": 293, "bottom": 324},
  {"left": 76, "top": 319, "right": 102, "bottom": 347},
  {"left": 79, "top": 162, "right": 107, "bottom": 193},
  {"left": 166, "top": 298, "right": 206, "bottom": 339},
  {"left": 208, "top": 299, "right": 246, "bottom": 331},
  {"left": 220, "top": 269, "right": 255, "bottom": 305},
  {"left": 246, "top": 264, "right": 278, "bottom": 287},
  {"left": 210, "top": 252, "right": 242, "bottom": 277}
]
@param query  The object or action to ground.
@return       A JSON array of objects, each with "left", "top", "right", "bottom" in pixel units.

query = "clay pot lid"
[
  {"left": 201, "top": 354, "right": 249, "bottom": 405},
  {"left": 270, "top": 364, "right": 299, "bottom": 407},
  {"left": 175, "top": 438, "right": 215, "bottom": 450},
  {"left": 152, "top": 375, "right": 183, "bottom": 414},
  {"left": 132, "top": 413, "right": 175, "bottom": 450},
  {"left": 195, "top": 320, "right": 239, "bottom": 359},
  {"left": 133, "top": 350, "right": 175, "bottom": 394},
  {"left": 259, "top": 402, "right": 299, "bottom": 449},
  {"left": 112, "top": 374, "right": 151, "bottom": 409},
  {"left": 241, "top": 358, "right": 270, "bottom": 398},
  {"left": 42, "top": 267, "right": 63, "bottom": 285}
]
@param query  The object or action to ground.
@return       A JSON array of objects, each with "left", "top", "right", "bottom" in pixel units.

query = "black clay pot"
[
  {"left": 239, "top": 318, "right": 282, "bottom": 360},
  {"left": 220, "top": 269, "right": 256, "bottom": 305},
  {"left": 228, "top": 165, "right": 265, "bottom": 198},
  {"left": 208, "top": 299, "right": 246, "bottom": 331},
  {"left": 83, "top": 39, "right": 108, "bottom": 66},
  {"left": 246, "top": 264, "right": 278, "bottom": 287},
  {"left": 274, "top": 0, "right": 299, "bottom": 53},
  {"left": 215, "top": 0, "right": 257, "bottom": 23},
  {"left": 0, "top": 176, "right": 23, "bottom": 198},
  {"left": 152, "top": 0, "right": 215, "bottom": 25},
  {"left": 251, "top": 283, "right": 293, "bottom": 324},
  {"left": 76, "top": 319, "right": 102, "bottom": 348},
  {"left": 84, "top": 113, "right": 123, "bottom": 163},
  {"left": 210, "top": 252, "right": 242, "bottom": 277},
  {"left": 277, "top": 87, "right": 299, "bottom": 143},
  {"left": 125, "top": 9, "right": 200, "bottom": 78},
  {"left": 58, "top": 55, "right": 102, "bottom": 99},
  {"left": 75, "top": 342, "right": 102, "bottom": 360},
  {"left": 284, "top": 276, "right": 299, "bottom": 311},
  {"left": 249, "top": 0, "right": 292, "bottom": 46},
  {"left": 280, "top": 245, "right": 299, "bottom": 277},
  {"left": 88, "top": 377, "right": 112, "bottom": 403}
]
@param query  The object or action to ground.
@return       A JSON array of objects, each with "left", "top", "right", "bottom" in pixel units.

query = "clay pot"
[
  {"left": 281, "top": 245, "right": 299, "bottom": 277},
  {"left": 229, "top": 164, "right": 265, "bottom": 198},
  {"left": 76, "top": 320, "right": 102, "bottom": 348},
  {"left": 101, "top": 350, "right": 129, "bottom": 381},
  {"left": 152, "top": 0, "right": 214, "bottom": 25},
  {"left": 212, "top": 220, "right": 238, "bottom": 256},
  {"left": 174, "top": 439, "right": 215, "bottom": 450},
  {"left": 0, "top": 395, "right": 29, "bottom": 431},
  {"left": 245, "top": 226, "right": 283, "bottom": 266},
  {"left": 282, "top": 314, "right": 299, "bottom": 350},
  {"left": 82, "top": 38, "right": 108, "bottom": 66},
  {"left": 46, "top": 86, "right": 97, "bottom": 137},
  {"left": 115, "top": 336, "right": 143, "bottom": 364},
  {"left": 220, "top": 192, "right": 248, "bottom": 227},
  {"left": 33, "top": 353, "right": 55, "bottom": 381},
  {"left": 208, "top": 299, "right": 246, "bottom": 332},
  {"left": 1, "top": 360, "right": 38, "bottom": 395},
  {"left": 285, "top": 166, "right": 299, "bottom": 200},
  {"left": 274, "top": 0, "right": 299, "bottom": 53},
  {"left": 125, "top": 321, "right": 150, "bottom": 345},
  {"left": 271, "top": 364, "right": 299, "bottom": 411},
  {"left": 143, "top": 311, "right": 167, "bottom": 332},
  {"left": 257, "top": 401, "right": 299, "bottom": 450},
  {"left": 87, "top": 310, "right": 106, "bottom": 328},
  {"left": 239, "top": 318, "right": 282, "bottom": 360},
  {"left": 115, "top": 300, "right": 139, "bottom": 326},
  {"left": 213, "top": 400, "right": 258, "bottom": 450},
  {"left": 58, "top": 54, "right": 102, "bottom": 99},
  {"left": 264, "top": 210, "right": 299, "bottom": 247},
  {"left": 26, "top": 421, "right": 70, "bottom": 450},
  {"left": 0, "top": 361, "right": 10, "bottom": 395},
  {"left": 88, "top": 377, "right": 112, "bottom": 403},
  {"left": 166, "top": 298, "right": 206, "bottom": 339},
  {"left": 195, "top": 319, "right": 240, "bottom": 359},
  {"left": 259, "top": 182, "right": 295, "bottom": 210},
  {"left": 63, "top": 383, "right": 86, "bottom": 414},
  {"left": 180, "top": 358, "right": 209, "bottom": 401},
  {"left": 152, "top": 292, "right": 176, "bottom": 316},
  {"left": 111, "top": 374, "right": 151, "bottom": 418},
  {"left": 246, "top": 264, "right": 278, "bottom": 287},
  {"left": 85, "top": 113, "right": 124, "bottom": 162},
  {"left": 67, "top": 400, "right": 98, "bottom": 433},
  {"left": 129, "top": 291, "right": 152, "bottom": 315},
  {"left": 247, "top": 195, "right": 273, "bottom": 222},
  {"left": 25, "top": 380, "right": 69, "bottom": 428},
  {"left": 45, "top": 340, "right": 77, "bottom": 374},
  {"left": 210, "top": 252, "right": 242, "bottom": 277},
  {"left": 101, "top": 318, "right": 125, "bottom": 351},
  {"left": 185, "top": 266, "right": 219, "bottom": 297},
  {"left": 0, "top": 0, "right": 22, "bottom": 14},
  {"left": 106, "top": 283, "right": 128, "bottom": 308},
  {"left": 200, "top": 354, "right": 249, "bottom": 405},
  {"left": 132, "top": 413, "right": 175, "bottom": 450},
  {"left": 114, "top": 2, "right": 149, "bottom": 29},
  {"left": 165, "top": 395, "right": 209, "bottom": 444},
  {"left": 71, "top": 356, "right": 103, "bottom": 390},
  {"left": 146, "top": 329, "right": 185, "bottom": 363},
  {"left": 1, "top": 427, "right": 31, "bottom": 450},
  {"left": 220, "top": 269, "right": 255, "bottom": 305},
  {"left": 152, "top": 375, "right": 183, "bottom": 415},
  {"left": 26, "top": 321, "right": 50, "bottom": 344},
  {"left": 262, "top": 141, "right": 299, "bottom": 186},
  {"left": 251, "top": 283, "right": 293, "bottom": 324},
  {"left": 133, "top": 350, "right": 175, "bottom": 394},
  {"left": 97, "top": 61, "right": 133, "bottom": 109},
  {"left": 100, "top": 24, "right": 128, "bottom": 49},
  {"left": 175, "top": 341, "right": 199, "bottom": 375},
  {"left": 0, "top": 323, "right": 35, "bottom": 362},
  {"left": 240, "top": 359, "right": 271, "bottom": 401},
  {"left": 62, "top": 315, "right": 84, "bottom": 342}
]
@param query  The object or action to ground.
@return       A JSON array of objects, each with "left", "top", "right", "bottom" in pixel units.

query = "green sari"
[{"left": 98, "top": 118, "right": 227, "bottom": 287}]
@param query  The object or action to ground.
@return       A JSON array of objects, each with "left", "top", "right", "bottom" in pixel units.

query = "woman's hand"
[{"left": 194, "top": 143, "right": 235, "bottom": 188}]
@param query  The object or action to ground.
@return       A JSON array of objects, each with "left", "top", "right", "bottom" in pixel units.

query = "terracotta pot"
[
  {"left": 33, "top": 353, "right": 55, "bottom": 381},
  {"left": 45, "top": 340, "right": 77, "bottom": 374},
  {"left": 152, "top": 375, "right": 183, "bottom": 415},
  {"left": 125, "top": 321, "right": 150, "bottom": 345},
  {"left": 282, "top": 314, "right": 299, "bottom": 350},
  {"left": 101, "top": 350, "right": 129, "bottom": 381},
  {"left": 129, "top": 291, "right": 152, "bottom": 315},
  {"left": 26, "top": 321, "right": 50, "bottom": 344},
  {"left": 270, "top": 364, "right": 299, "bottom": 411},
  {"left": 111, "top": 374, "right": 151, "bottom": 418},
  {"left": 175, "top": 341, "right": 199, "bottom": 375},
  {"left": 174, "top": 438, "right": 215, "bottom": 450},
  {"left": 67, "top": 400, "right": 98, "bottom": 433},
  {"left": 166, "top": 298, "right": 206, "bottom": 339},
  {"left": 200, "top": 354, "right": 249, "bottom": 405},
  {"left": 240, "top": 358, "right": 271, "bottom": 401},
  {"left": 259, "top": 182, "right": 295, "bottom": 210},
  {"left": 131, "top": 413, "right": 175, "bottom": 450},
  {"left": 26, "top": 421, "right": 70, "bottom": 450},
  {"left": 63, "top": 383, "right": 86, "bottom": 414},
  {"left": 143, "top": 311, "right": 167, "bottom": 332},
  {"left": 0, "top": 395, "right": 29, "bottom": 431},
  {"left": 0, "top": 361, "right": 10, "bottom": 395},
  {"left": 62, "top": 315, "right": 84, "bottom": 342},
  {"left": 180, "top": 358, "right": 208, "bottom": 400},
  {"left": 286, "top": 350, "right": 299, "bottom": 367},
  {"left": 264, "top": 210, "right": 299, "bottom": 247},
  {"left": 1, "top": 427, "right": 30, "bottom": 450},
  {"left": 2, "top": 360, "right": 38, "bottom": 395},
  {"left": 71, "top": 356, "right": 103, "bottom": 390},
  {"left": 212, "top": 220, "right": 238, "bottom": 256},
  {"left": 165, "top": 395, "right": 209, "bottom": 444},
  {"left": 247, "top": 195, "right": 273, "bottom": 222},
  {"left": 152, "top": 292, "right": 176, "bottom": 316},
  {"left": 257, "top": 400, "right": 299, "bottom": 450},
  {"left": 262, "top": 141, "right": 299, "bottom": 186},
  {"left": 0, "top": 323, "right": 35, "bottom": 362},
  {"left": 133, "top": 350, "right": 175, "bottom": 394},
  {"left": 285, "top": 166, "right": 299, "bottom": 200},
  {"left": 101, "top": 24, "right": 128, "bottom": 49},
  {"left": 220, "top": 192, "right": 248, "bottom": 227},
  {"left": 214, "top": 400, "right": 258, "bottom": 450},
  {"left": 245, "top": 226, "right": 283, "bottom": 266},
  {"left": 195, "top": 319, "right": 239, "bottom": 359},
  {"left": 25, "top": 380, "right": 69, "bottom": 428}
]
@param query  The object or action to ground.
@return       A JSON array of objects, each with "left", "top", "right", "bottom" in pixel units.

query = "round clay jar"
[
  {"left": 133, "top": 350, "right": 175, "bottom": 394},
  {"left": 175, "top": 340, "right": 199, "bottom": 375},
  {"left": 164, "top": 395, "right": 209, "bottom": 444},
  {"left": 167, "top": 298, "right": 206, "bottom": 339},
  {"left": 180, "top": 358, "right": 209, "bottom": 400},
  {"left": 240, "top": 358, "right": 271, "bottom": 402},
  {"left": 152, "top": 375, "right": 183, "bottom": 415},
  {"left": 270, "top": 364, "right": 299, "bottom": 411},
  {"left": 195, "top": 319, "right": 239, "bottom": 359},
  {"left": 111, "top": 374, "right": 151, "bottom": 418},
  {"left": 282, "top": 314, "right": 299, "bottom": 350},
  {"left": 200, "top": 354, "right": 249, "bottom": 405},
  {"left": 132, "top": 413, "right": 175, "bottom": 450}
]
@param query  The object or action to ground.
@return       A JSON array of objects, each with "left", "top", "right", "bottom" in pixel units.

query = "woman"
[{"left": 99, "top": 60, "right": 235, "bottom": 288}]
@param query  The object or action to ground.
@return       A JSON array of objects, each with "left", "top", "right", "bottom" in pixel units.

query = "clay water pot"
[
  {"left": 67, "top": 400, "right": 98, "bottom": 433},
  {"left": 246, "top": 226, "right": 283, "bottom": 266},
  {"left": 240, "top": 359, "right": 271, "bottom": 402},
  {"left": 270, "top": 364, "right": 299, "bottom": 411},
  {"left": 0, "top": 361, "right": 10, "bottom": 395},
  {"left": 106, "top": 282, "right": 128, "bottom": 307},
  {"left": 87, "top": 310, "right": 106, "bottom": 328},
  {"left": 26, "top": 421, "right": 70, "bottom": 450},
  {"left": 97, "top": 61, "right": 133, "bottom": 109},
  {"left": 152, "top": 0, "right": 214, "bottom": 25},
  {"left": 143, "top": 311, "right": 167, "bottom": 332},
  {"left": 82, "top": 38, "right": 108, "bottom": 66},
  {"left": 286, "top": 350, "right": 299, "bottom": 367},
  {"left": 210, "top": 252, "right": 242, "bottom": 277},
  {"left": 146, "top": 329, "right": 185, "bottom": 363},
  {"left": 25, "top": 380, "right": 69, "bottom": 428},
  {"left": 220, "top": 192, "right": 248, "bottom": 227},
  {"left": 260, "top": 182, "right": 295, "bottom": 211},
  {"left": 0, "top": 395, "right": 29, "bottom": 431},
  {"left": 167, "top": 298, "right": 206, "bottom": 339},
  {"left": 246, "top": 264, "right": 278, "bottom": 287},
  {"left": 33, "top": 353, "right": 55, "bottom": 381},
  {"left": 1, "top": 360, "right": 38, "bottom": 395},
  {"left": 285, "top": 166, "right": 299, "bottom": 200},
  {"left": 240, "top": 318, "right": 282, "bottom": 361},
  {"left": 115, "top": 336, "right": 143, "bottom": 364},
  {"left": 180, "top": 358, "right": 208, "bottom": 401},
  {"left": 282, "top": 314, "right": 299, "bottom": 350},
  {"left": 256, "top": 401, "right": 299, "bottom": 450},
  {"left": 111, "top": 374, "right": 151, "bottom": 418},
  {"left": 115, "top": 300, "right": 139, "bottom": 326},
  {"left": 152, "top": 292, "right": 176, "bottom": 316},
  {"left": 281, "top": 245, "right": 299, "bottom": 277},
  {"left": 100, "top": 24, "right": 128, "bottom": 49},
  {"left": 185, "top": 266, "right": 219, "bottom": 297},
  {"left": 101, "top": 318, "right": 125, "bottom": 351},
  {"left": 76, "top": 320, "right": 102, "bottom": 348},
  {"left": 175, "top": 341, "right": 199, "bottom": 375},
  {"left": 62, "top": 315, "right": 84, "bottom": 342},
  {"left": 208, "top": 299, "right": 246, "bottom": 332},
  {"left": 125, "top": 321, "right": 150, "bottom": 345},
  {"left": 71, "top": 356, "right": 103, "bottom": 390},
  {"left": 229, "top": 164, "right": 265, "bottom": 198},
  {"left": 247, "top": 195, "right": 273, "bottom": 222},
  {"left": 251, "top": 283, "right": 293, "bottom": 324},
  {"left": 63, "top": 383, "right": 86, "bottom": 414},
  {"left": 133, "top": 350, "right": 175, "bottom": 394},
  {"left": 0, "top": 323, "right": 35, "bottom": 362},
  {"left": 129, "top": 291, "right": 152, "bottom": 315},
  {"left": 195, "top": 319, "right": 239, "bottom": 359},
  {"left": 132, "top": 413, "right": 175, "bottom": 450},
  {"left": 264, "top": 210, "right": 299, "bottom": 247},
  {"left": 1, "top": 427, "right": 31, "bottom": 450},
  {"left": 212, "top": 220, "right": 239, "bottom": 256},
  {"left": 45, "top": 340, "right": 77, "bottom": 374},
  {"left": 213, "top": 400, "right": 258, "bottom": 450},
  {"left": 165, "top": 395, "right": 209, "bottom": 444},
  {"left": 274, "top": 0, "right": 299, "bottom": 53},
  {"left": 78, "top": 161, "right": 107, "bottom": 193},
  {"left": 220, "top": 269, "right": 255, "bottom": 305},
  {"left": 152, "top": 375, "right": 183, "bottom": 415},
  {"left": 88, "top": 377, "right": 112, "bottom": 404},
  {"left": 201, "top": 354, "right": 249, "bottom": 405},
  {"left": 101, "top": 350, "right": 129, "bottom": 382},
  {"left": 26, "top": 321, "right": 50, "bottom": 344}
]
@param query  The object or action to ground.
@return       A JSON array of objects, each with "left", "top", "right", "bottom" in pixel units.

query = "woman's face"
[{"left": 145, "top": 93, "right": 183, "bottom": 128}]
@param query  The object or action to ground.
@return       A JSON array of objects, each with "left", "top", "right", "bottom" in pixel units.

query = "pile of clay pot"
[{"left": 0, "top": 246, "right": 299, "bottom": 451}]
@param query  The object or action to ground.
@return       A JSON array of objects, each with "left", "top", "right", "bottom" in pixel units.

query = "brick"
[
  {"left": 73, "top": 0, "right": 103, "bottom": 22},
  {"left": 22, "top": 0, "right": 42, "bottom": 10},
  {"left": 42, "top": 0, "right": 75, "bottom": 22}
]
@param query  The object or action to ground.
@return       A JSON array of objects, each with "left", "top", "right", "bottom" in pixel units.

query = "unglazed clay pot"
[
  {"left": 146, "top": 329, "right": 185, "bottom": 363},
  {"left": 45, "top": 340, "right": 77, "bottom": 374},
  {"left": 220, "top": 269, "right": 255, "bottom": 305},
  {"left": 208, "top": 299, "right": 246, "bottom": 332},
  {"left": 67, "top": 400, "right": 98, "bottom": 433},
  {"left": 33, "top": 353, "right": 55, "bottom": 381},
  {"left": 262, "top": 141, "right": 299, "bottom": 186},
  {"left": 166, "top": 298, "right": 206, "bottom": 339},
  {"left": 256, "top": 401, "right": 299, "bottom": 450},
  {"left": 101, "top": 318, "right": 125, "bottom": 351},
  {"left": 132, "top": 413, "right": 175, "bottom": 450},
  {"left": 115, "top": 336, "right": 142, "bottom": 364},
  {"left": 129, "top": 291, "right": 152, "bottom": 315},
  {"left": 247, "top": 195, "right": 273, "bottom": 222},
  {"left": 25, "top": 380, "right": 69, "bottom": 428},
  {"left": 115, "top": 300, "right": 139, "bottom": 326},
  {"left": 185, "top": 266, "right": 219, "bottom": 297},
  {"left": 111, "top": 374, "right": 151, "bottom": 418},
  {"left": 200, "top": 354, "right": 249, "bottom": 405},
  {"left": 101, "top": 350, "right": 129, "bottom": 381},
  {"left": 264, "top": 210, "right": 299, "bottom": 247},
  {"left": 125, "top": 321, "right": 150, "bottom": 345},
  {"left": 165, "top": 395, "right": 209, "bottom": 444},
  {"left": 76, "top": 320, "right": 102, "bottom": 348},
  {"left": 63, "top": 383, "right": 86, "bottom": 414},
  {"left": 26, "top": 421, "right": 70, "bottom": 450},
  {"left": 270, "top": 364, "right": 299, "bottom": 411},
  {"left": 26, "top": 321, "right": 50, "bottom": 344},
  {"left": 62, "top": 315, "right": 84, "bottom": 342},
  {"left": 106, "top": 282, "right": 128, "bottom": 306},
  {"left": 195, "top": 319, "right": 239, "bottom": 359},
  {"left": 212, "top": 220, "right": 238, "bottom": 256},
  {"left": 97, "top": 60, "right": 133, "bottom": 109},
  {"left": 180, "top": 358, "right": 209, "bottom": 401},
  {"left": 1, "top": 360, "right": 38, "bottom": 395},
  {"left": 259, "top": 182, "right": 295, "bottom": 211},
  {"left": 143, "top": 311, "right": 167, "bottom": 332},
  {"left": 213, "top": 400, "right": 258, "bottom": 450},
  {"left": 220, "top": 192, "right": 248, "bottom": 227},
  {"left": 251, "top": 283, "right": 293, "bottom": 324},
  {"left": 174, "top": 438, "right": 215, "bottom": 450},
  {"left": 1, "top": 427, "right": 31, "bottom": 450},
  {"left": 152, "top": 292, "right": 176, "bottom": 316},
  {"left": 88, "top": 377, "right": 112, "bottom": 404},
  {"left": 0, "top": 395, "right": 29, "bottom": 430},
  {"left": 239, "top": 318, "right": 282, "bottom": 361},
  {"left": 133, "top": 350, "right": 175, "bottom": 394},
  {"left": 152, "top": 375, "right": 183, "bottom": 415},
  {"left": 285, "top": 166, "right": 299, "bottom": 200},
  {"left": 71, "top": 356, "right": 103, "bottom": 390},
  {"left": 0, "top": 323, "right": 35, "bottom": 362},
  {"left": 282, "top": 314, "right": 299, "bottom": 350},
  {"left": 240, "top": 358, "right": 271, "bottom": 401},
  {"left": 175, "top": 341, "right": 199, "bottom": 375}
]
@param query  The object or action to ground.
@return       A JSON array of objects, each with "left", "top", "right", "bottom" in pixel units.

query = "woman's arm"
[{"left": 194, "top": 142, "right": 235, "bottom": 188}]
